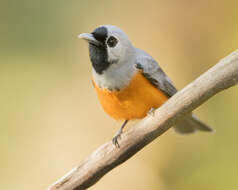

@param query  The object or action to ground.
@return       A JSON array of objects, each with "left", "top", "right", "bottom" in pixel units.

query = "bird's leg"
[
  {"left": 147, "top": 107, "right": 156, "bottom": 116},
  {"left": 112, "top": 120, "right": 128, "bottom": 148}
]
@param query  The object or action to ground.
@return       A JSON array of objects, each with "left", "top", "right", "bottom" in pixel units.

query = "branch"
[{"left": 47, "top": 50, "right": 238, "bottom": 190}]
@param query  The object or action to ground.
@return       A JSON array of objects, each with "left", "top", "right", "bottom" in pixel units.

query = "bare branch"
[{"left": 47, "top": 50, "right": 238, "bottom": 190}]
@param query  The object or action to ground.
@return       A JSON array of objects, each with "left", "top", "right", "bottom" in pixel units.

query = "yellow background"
[{"left": 1, "top": 0, "right": 238, "bottom": 189}]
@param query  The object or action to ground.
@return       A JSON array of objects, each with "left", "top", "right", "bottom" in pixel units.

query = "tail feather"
[{"left": 174, "top": 114, "right": 213, "bottom": 134}]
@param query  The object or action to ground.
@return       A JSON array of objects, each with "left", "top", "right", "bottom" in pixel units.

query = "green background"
[{"left": 1, "top": 0, "right": 238, "bottom": 189}]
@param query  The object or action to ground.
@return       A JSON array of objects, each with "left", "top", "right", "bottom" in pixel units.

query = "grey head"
[{"left": 79, "top": 25, "right": 135, "bottom": 75}]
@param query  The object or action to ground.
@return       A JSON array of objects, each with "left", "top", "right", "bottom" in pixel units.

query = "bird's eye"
[{"left": 106, "top": 36, "right": 118, "bottom": 48}]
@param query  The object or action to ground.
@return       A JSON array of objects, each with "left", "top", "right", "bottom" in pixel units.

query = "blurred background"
[{"left": 1, "top": 0, "right": 238, "bottom": 189}]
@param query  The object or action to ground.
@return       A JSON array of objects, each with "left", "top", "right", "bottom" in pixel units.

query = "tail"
[{"left": 174, "top": 114, "right": 213, "bottom": 134}]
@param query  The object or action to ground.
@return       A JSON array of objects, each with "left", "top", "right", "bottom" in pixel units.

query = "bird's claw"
[
  {"left": 147, "top": 108, "right": 156, "bottom": 116},
  {"left": 112, "top": 129, "right": 122, "bottom": 148},
  {"left": 112, "top": 120, "right": 128, "bottom": 148}
]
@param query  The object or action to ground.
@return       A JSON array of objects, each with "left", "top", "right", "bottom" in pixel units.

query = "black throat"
[{"left": 89, "top": 27, "right": 111, "bottom": 74}]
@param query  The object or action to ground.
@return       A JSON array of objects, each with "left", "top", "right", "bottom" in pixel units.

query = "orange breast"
[{"left": 93, "top": 72, "right": 168, "bottom": 120}]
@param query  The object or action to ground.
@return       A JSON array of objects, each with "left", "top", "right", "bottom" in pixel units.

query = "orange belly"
[{"left": 93, "top": 72, "right": 168, "bottom": 120}]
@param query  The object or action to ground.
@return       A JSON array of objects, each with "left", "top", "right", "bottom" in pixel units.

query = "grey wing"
[{"left": 135, "top": 49, "right": 177, "bottom": 97}]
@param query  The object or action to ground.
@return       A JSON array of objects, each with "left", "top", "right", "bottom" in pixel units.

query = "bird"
[{"left": 78, "top": 25, "right": 213, "bottom": 147}]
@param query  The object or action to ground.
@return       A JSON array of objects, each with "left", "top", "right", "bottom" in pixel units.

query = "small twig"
[{"left": 47, "top": 50, "right": 238, "bottom": 190}]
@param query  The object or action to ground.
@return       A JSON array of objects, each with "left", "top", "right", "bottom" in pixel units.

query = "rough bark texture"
[{"left": 47, "top": 50, "right": 238, "bottom": 190}]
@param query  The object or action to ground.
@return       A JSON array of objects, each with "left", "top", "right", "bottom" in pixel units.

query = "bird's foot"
[
  {"left": 112, "top": 128, "right": 123, "bottom": 148},
  {"left": 112, "top": 120, "right": 128, "bottom": 148},
  {"left": 147, "top": 108, "right": 156, "bottom": 117}
]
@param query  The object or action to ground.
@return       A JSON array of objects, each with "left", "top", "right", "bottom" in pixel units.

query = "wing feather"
[{"left": 135, "top": 49, "right": 177, "bottom": 97}]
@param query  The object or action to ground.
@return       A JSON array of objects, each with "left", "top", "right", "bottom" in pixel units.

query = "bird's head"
[{"left": 79, "top": 25, "right": 134, "bottom": 74}]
